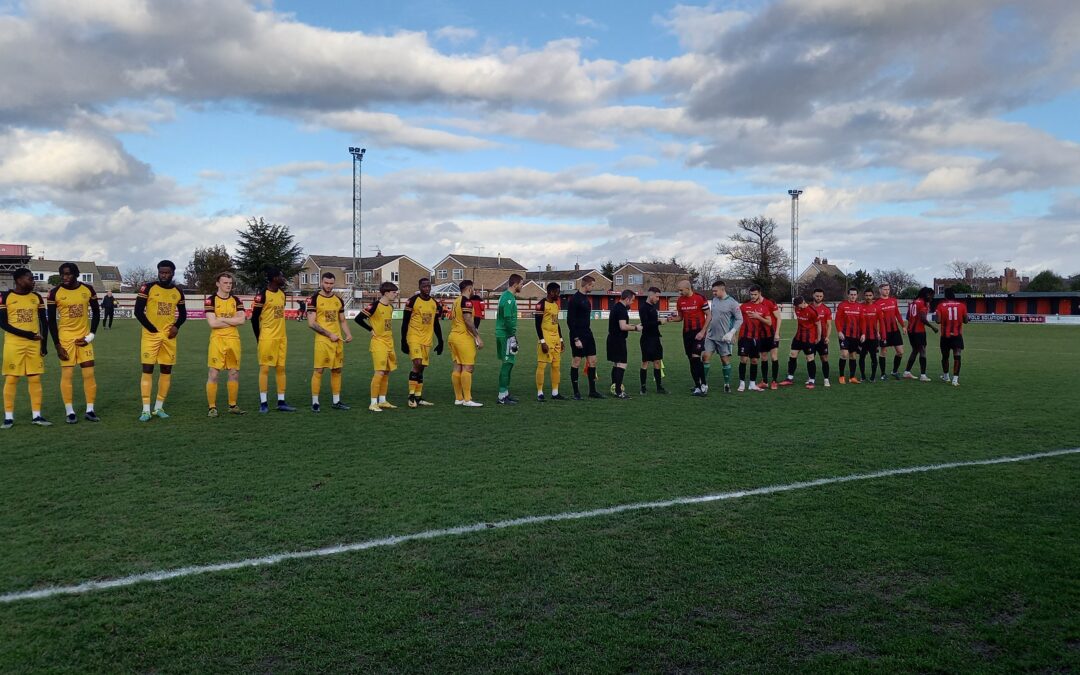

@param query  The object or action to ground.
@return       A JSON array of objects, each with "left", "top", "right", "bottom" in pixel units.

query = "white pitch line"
[{"left": 2, "top": 448, "right": 1078, "bottom": 605}]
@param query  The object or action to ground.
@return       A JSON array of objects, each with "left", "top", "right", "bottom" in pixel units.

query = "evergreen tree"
[{"left": 233, "top": 217, "right": 304, "bottom": 291}]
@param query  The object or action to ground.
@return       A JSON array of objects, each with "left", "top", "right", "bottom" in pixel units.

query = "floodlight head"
[
  {"left": 349, "top": 147, "right": 366, "bottom": 158},
  {"left": 788, "top": 189, "right": 803, "bottom": 197}
]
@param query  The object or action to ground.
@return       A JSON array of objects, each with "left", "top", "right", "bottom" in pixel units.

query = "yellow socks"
[
  {"left": 310, "top": 371, "right": 321, "bottom": 397},
  {"left": 3, "top": 375, "right": 16, "bottom": 414},
  {"left": 259, "top": 366, "right": 269, "bottom": 395},
  {"left": 156, "top": 373, "right": 171, "bottom": 406},
  {"left": 227, "top": 381, "right": 238, "bottom": 407},
  {"left": 460, "top": 370, "right": 473, "bottom": 401},
  {"left": 61, "top": 367, "right": 74, "bottom": 406},
  {"left": 28, "top": 375, "right": 42, "bottom": 413},
  {"left": 331, "top": 371, "right": 342, "bottom": 397},
  {"left": 370, "top": 374, "right": 381, "bottom": 399},
  {"left": 82, "top": 366, "right": 96, "bottom": 407},
  {"left": 451, "top": 371, "right": 463, "bottom": 400},
  {"left": 275, "top": 366, "right": 286, "bottom": 397},
  {"left": 206, "top": 381, "right": 219, "bottom": 408},
  {"left": 141, "top": 373, "right": 153, "bottom": 405},
  {"left": 535, "top": 364, "right": 546, "bottom": 392}
]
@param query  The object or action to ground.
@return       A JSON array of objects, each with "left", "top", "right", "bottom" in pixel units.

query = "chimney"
[
  {"left": 964, "top": 268, "right": 974, "bottom": 281},
  {"left": 813, "top": 256, "right": 821, "bottom": 264},
  {"left": 822, "top": 258, "right": 828, "bottom": 264},
  {"left": 574, "top": 262, "right": 580, "bottom": 271},
  {"left": 545, "top": 264, "right": 552, "bottom": 272},
  {"left": 497, "top": 253, "right": 501, "bottom": 267}
]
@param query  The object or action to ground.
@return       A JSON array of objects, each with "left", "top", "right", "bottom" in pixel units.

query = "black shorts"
[
  {"left": 737, "top": 336, "right": 761, "bottom": 359},
  {"left": 861, "top": 339, "right": 880, "bottom": 355},
  {"left": 606, "top": 335, "right": 628, "bottom": 364},
  {"left": 571, "top": 332, "right": 596, "bottom": 358},
  {"left": 883, "top": 330, "right": 904, "bottom": 347},
  {"left": 814, "top": 339, "right": 829, "bottom": 356},
  {"left": 640, "top": 335, "right": 663, "bottom": 362},
  {"left": 761, "top": 335, "right": 780, "bottom": 351},
  {"left": 790, "top": 338, "right": 816, "bottom": 355},
  {"left": 907, "top": 332, "right": 927, "bottom": 349},
  {"left": 839, "top": 336, "right": 860, "bottom": 353},
  {"left": 939, "top": 335, "right": 965, "bottom": 352},
  {"left": 682, "top": 332, "right": 704, "bottom": 358}
]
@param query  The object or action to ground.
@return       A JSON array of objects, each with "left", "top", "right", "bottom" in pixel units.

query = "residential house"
[
  {"left": 97, "top": 265, "right": 123, "bottom": 292},
  {"left": 431, "top": 254, "right": 527, "bottom": 295},
  {"left": 490, "top": 278, "right": 546, "bottom": 300},
  {"left": 611, "top": 261, "right": 691, "bottom": 294},
  {"left": 525, "top": 264, "right": 613, "bottom": 293},
  {"left": 796, "top": 257, "right": 844, "bottom": 287},
  {"left": 28, "top": 259, "right": 102, "bottom": 292},
  {"left": 295, "top": 253, "right": 430, "bottom": 296}
]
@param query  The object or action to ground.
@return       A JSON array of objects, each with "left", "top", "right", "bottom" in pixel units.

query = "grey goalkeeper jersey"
[{"left": 707, "top": 296, "right": 742, "bottom": 340}]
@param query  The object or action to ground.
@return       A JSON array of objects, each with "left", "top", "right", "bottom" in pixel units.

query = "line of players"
[{"left": 0, "top": 260, "right": 971, "bottom": 426}]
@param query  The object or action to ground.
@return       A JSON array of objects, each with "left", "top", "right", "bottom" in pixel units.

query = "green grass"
[{"left": 1, "top": 320, "right": 1078, "bottom": 672}]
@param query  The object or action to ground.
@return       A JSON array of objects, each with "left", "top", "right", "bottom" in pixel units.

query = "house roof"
[
  {"left": 619, "top": 261, "right": 689, "bottom": 275},
  {"left": 98, "top": 265, "right": 122, "bottom": 281},
  {"left": 525, "top": 268, "right": 608, "bottom": 282},
  {"left": 491, "top": 278, "right": 546, "bottom": 293},
  {"left": 440, "top": 254, "right": 527, "bottom": 271},
  {"left": 308, "top": 254, "right": 404, "bottom": 270},
  {"left": 28, "top": 259, "right": 99, "bottom": 275},
  {"left": 798, "top": 260, "right": 844, "bottom": 282}
]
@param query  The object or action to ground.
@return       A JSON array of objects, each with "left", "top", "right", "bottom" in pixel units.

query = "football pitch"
[{"left": 1, "top": 320, "right": 1078, "bottom": 672}]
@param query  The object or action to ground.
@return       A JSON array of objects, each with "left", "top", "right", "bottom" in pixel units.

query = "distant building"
[
  {"left": 27, "top": 258, "right": 123, "bottom": 293},
  {"left": 797, "top": 257, "right": 844, "bottom": 287},
  {"left": 432, "top": 254, "right": 527, "bottom": 296},
  {"left": 525, "top": 264, "right": 612, "bottom": 293},
  {"left": 491, "top": 278, "right": 546, "bottom": 300},
  {"left": 0, "top": 243, "right": 32, "bottom": 291},
  {"left": 611, "top": 262, "right": 691, "bottom": 294},
  {"left": 933, "top": 267, "right": 1029, "bottom": 295},
  {"left": 295, "top": 253, "right": 430, "bottom": 296}
]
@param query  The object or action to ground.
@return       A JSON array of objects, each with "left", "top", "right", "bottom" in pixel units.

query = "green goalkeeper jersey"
[{"left": 495, "top": 290, "right": 517, "bottom": 337}]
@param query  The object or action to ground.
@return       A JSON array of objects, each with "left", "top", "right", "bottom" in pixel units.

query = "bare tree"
[
  {"left": 716, "top": 216, "right": 790, "bottom": 299},
  {"left": 641, "top": 258, "right": 688, "bottom": 292},
  {"left": 687, "top": 257, "right": 722, "bottom": 290},
  {"left": 123, "top": 266, "right": 156, "bottom": 291},
  {"left": 946, "top": 259, "right": 997, "bottom": 291},
  {"left": 872, "top": 268, "right": 920, "bottom": 294}
]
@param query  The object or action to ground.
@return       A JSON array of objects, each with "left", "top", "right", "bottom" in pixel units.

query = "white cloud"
[{"left": 297, "top": 110, "right": 497, "bottom": 152}]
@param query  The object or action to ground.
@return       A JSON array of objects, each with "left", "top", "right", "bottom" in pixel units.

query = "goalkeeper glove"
[{"left": 507, "top": 336, "right": 519, "bottom": 354}]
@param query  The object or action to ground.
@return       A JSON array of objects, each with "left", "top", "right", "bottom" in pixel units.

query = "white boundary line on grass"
[{"left": 3, "top": 448, "right": 1078, "bottom": 604}]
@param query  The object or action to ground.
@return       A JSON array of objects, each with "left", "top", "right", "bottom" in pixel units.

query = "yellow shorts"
[
  {"left": 537, "top": 340, "right": 563, "bottom": 364},
  {"left": 258, "top": 337, "right": 287, "bottom": 367},
  {"left": 408, "top": 342, "right": 431, "bottom": 366},
  {"left": 3, "top": 339, "right": 44, "bottom": 376},
  {"left": 208, "top": 336, "right": 241, "bottom": 370},
  {"left": 58, "top": 336, "right": 95, "bottom": 367},
  {"left": 314, "top": 338, "right": 344, "bottom": 370},
  {"left": 141, "top": 331, "right": 177, "bottom": 366},
  {"left": 371, "top": 344, "right": 398, "bottom": 372},
  {"left": 449, "top": 335, "right": 476, "bottom": 366}
]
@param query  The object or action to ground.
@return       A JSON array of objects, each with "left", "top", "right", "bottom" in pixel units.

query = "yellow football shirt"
[
  {"left": 363, "top": 301, "right": 395, "bottom": 349},
  {"left": 253, "top": 288, "right": 286, "bottom": 340},
  {"left": 205, "top": 294, "right": 243, "bottom": 339},
  {"left": 138, "top": 282, "right": 185, "bottom": 333},
  {"left": 539, "top": 298, "right": 561, "bottom": 342},
  {"left": 450, "top": 296, "right": 473, "bottom": 337},
  {"left": 1, "top": 290, "right": 44, "bottom": 342},
  {"left": 405, "top": 294, "right": 438, "bottom": 346},
  {"left": 310, "top": 292, "right": 344, "bottom": 339},
  {"left": 48, "top": 283, "right": 96, "bottom": 339}
]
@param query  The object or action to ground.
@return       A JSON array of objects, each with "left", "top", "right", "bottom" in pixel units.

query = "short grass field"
[{"left": 1, "top": 318, "right": 1078, "bottom": 672}]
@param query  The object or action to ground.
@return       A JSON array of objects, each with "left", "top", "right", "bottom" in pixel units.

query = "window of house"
[
  {"left": 452, "top": 268, "right": 463, "bottom": 280},
  {"left": 363, "top": 271, "right": 373, "bottom": 281},
  {"left": 615, "top": 275, "right": 623, "bottom": 285},
  {"left": 565, "top": 280, "right": 575, "bottom": 290},
  {"left": 32, "top": 272, "right": 45, "bottom": 282},
  {"left": 345, "top": 273, "right": 355, "bottom": 284},
  {"left": 437, "top": 269, "right": 448, "bottom": 280},
  {"left": 628, "top": 274, "right": 642, "bottom": 285},
  {"left": 79, "top": 273, "right": 94, "bottom": 283},
  {"left": 391, "top": 271, "right": 399, "bottom": 282}
]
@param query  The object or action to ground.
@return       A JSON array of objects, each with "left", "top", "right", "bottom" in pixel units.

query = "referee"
[
  {"left": 567, "top": 275, "right": 601, "bottom": 399},
  {"left": 638, "top": 287, "right": 666, "bottom": 394}
]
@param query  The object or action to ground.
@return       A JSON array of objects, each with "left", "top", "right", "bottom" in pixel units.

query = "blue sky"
[{"left": 1, "top": 0, "right": 1078, "bottom": 284}]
